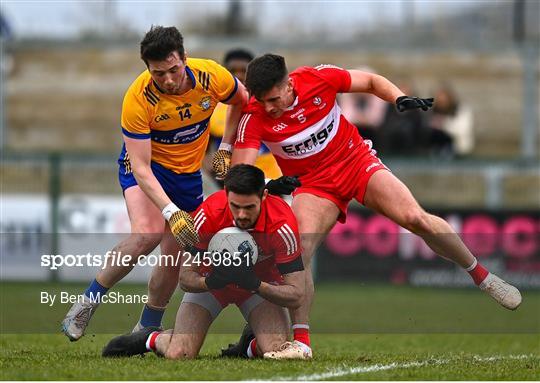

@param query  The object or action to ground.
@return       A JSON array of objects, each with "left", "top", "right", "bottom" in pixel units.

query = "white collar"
[{"left": 284, "top": 96, "right": 299, "bottom": 111}]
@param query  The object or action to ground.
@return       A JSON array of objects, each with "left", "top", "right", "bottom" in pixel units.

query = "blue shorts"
[{"left": 118, "top": 146, "right": 203, "bottom": 213}]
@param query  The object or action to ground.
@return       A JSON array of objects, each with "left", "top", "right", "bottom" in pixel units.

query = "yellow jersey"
[
  {"left": 209, "top": 102, "right": 227, "bottom": 138},
  {"left": 121, "top": 58, "right": 238, "bottom": 174}
]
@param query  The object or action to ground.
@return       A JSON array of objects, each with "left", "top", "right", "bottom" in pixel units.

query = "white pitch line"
[
  {"left": 273, "top": 359, "right": 445, "bottom": 381},
  {"left": 256, "top": 354, "right": 536, "bottom": 381}
]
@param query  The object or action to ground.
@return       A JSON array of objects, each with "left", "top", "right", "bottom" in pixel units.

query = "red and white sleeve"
[
  {"left": 274, "top": 221, "right": 304, "bottom": 275},
  {"left": 235, "top": 113, "right": 262, "bottom": 150},
  {"left": 191, "top": 204, "right": 216, "bottom": 250}
]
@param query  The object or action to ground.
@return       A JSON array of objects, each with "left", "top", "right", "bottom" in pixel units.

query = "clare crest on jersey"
[{"left": 199, "top": 96, "right": 212, "bottom": 111}]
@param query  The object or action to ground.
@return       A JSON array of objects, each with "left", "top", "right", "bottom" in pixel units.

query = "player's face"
[
  {"left": 227, "top": 191, "right": 267, "bottom": 230},
  {"left": 147, "top": 51, "right": 187, "bottom": 95},
  {"left": 257, "top": 78, "right": 295, "bottom": 119},
  {"left": 226, "top": 59, "right": 250, "bottom": 85}
]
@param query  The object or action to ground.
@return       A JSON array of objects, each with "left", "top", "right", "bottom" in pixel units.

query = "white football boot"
[
  {"left": 263, "top": 341, "right": 313, "bottom": 360},
  {"left": 61, "top": 295, "right": 99, "bottom": 341},
  {"left": 479, "top": 273, "right": 522, "bottom": 310}
]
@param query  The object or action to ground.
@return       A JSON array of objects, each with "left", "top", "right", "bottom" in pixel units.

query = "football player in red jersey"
[
  {"left": 230, "top": 54, "right": 522, "bottom": 359},
  {"left": 102, "top": 165, "right": 310, "bottom": 360}
]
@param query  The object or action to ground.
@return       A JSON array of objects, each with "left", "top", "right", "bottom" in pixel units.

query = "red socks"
[
  {"left": 292, "top": 324, "right": 310, "bottom": 347},
  {"left": 246, "top": 325, "right": 311, "bottom": 358},
  {"left": 246, "top": 338, "right": 258, "bottom": 358},
  {"left": 146, "top": 331, "right": 161, "bottom": 351},
  {"left": 466, "top": 259, "right": 489, "bottom": 285}
]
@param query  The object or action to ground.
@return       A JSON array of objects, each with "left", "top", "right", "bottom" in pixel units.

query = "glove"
[
  {"left": 162, "top": 203, "right": 199, "bottom": 247},
  {"left": 205, "top": 253, "right": 261, "bottom": 291},
  {"left": 227, "top": 256, "right": 261, "bottom": 291},
  {"left": 234, "top": 268, "right": 261, "bottom": 291},
  {"left": 212, "top": 143, "right": 232, "bottom": 180},
  {"left": 205, "top": 264, "right": 230, "bottom": 290},
  {"left": 265, "top": 176, "right": 301, "bottom": 195},
  {"left": 396, "top": 96, "right": 434, "bottom": 112}
]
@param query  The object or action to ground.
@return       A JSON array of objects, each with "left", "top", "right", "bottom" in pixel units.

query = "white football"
[{"left": 208, "top": 227, "right": 258, "bottom": 266}]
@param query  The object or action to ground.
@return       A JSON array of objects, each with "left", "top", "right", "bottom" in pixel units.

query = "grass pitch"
[{"left": 1, "top": 282, "right": 539, "bottom": 380}]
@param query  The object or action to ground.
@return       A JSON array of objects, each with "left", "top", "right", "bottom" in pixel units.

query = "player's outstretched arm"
[
  {"left": 222, "top": 82, "right": 248, "bottom": 146},
  {"left": 347, "top": 70, "right": 433, "bottom": 111},
  {"left": 212, "top": 83, "right": 249, "bottom": 180},
  {"left": 124, "top": 136, "right": 172, "bottom": 210},
  {"left": 257, "top": 270, "right": 305, "bottom": 309},
  {"left": 347, "top": 70, "right": 405, "bottom": 103},
  {"left": 124, "top": 137, "right": 198, "bottom": 247}
]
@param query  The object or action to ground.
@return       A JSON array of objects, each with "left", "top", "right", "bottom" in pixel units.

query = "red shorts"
[
  {"left": 293, "top": 140, "right": 388, "bottom": 223},
  {"left": 210, "top": 286, "right": 254, "bottom": 307},
  {"left": 182, "top": 272, "right": 282, "bottom": 320}
]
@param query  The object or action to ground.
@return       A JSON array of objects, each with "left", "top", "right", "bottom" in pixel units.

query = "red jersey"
[
  {"left": 235, "top": 65, "right": 365, "bottom": 177},
  {"left": 191, "top": 190, "right": 303, "bottom": 284}
]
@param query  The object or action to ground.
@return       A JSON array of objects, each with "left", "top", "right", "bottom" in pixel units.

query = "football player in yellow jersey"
[
  {"left": 62, "top": 26, "right": 248, "bottom": 341},
  {"left": 206, "top": 49, "right": 282, "bottom": 183}
]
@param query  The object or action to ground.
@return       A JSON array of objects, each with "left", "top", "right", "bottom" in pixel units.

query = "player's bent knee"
[{"left": 132, "top": 217, "right": 164, "bottom": 236}]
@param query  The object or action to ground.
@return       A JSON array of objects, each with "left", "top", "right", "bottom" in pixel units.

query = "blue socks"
[
  {"left": 84, "top": 279, "right": 109, "bottom": 300},
  {"left": 140, "top": 304, "right": 165, "bottom": 328},
  {"left": 84, "top": 280, "right": 164, "bottom": 327}
]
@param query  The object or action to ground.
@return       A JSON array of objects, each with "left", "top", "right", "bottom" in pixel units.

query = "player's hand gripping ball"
[
  {"left": 212, "top": 149, "right": 232, "bottom": 180},
  {"left": 168, "top": 210, "right": 199, "bottom": 247},
  {"left": 396, "top": 96, "right": 434, "bottom": 112},
  {"left": 205, "top": 227, "right": 260, "bottom": 291},
  {"left": 204, "top": 261, "right": 230, "bottom": 290}
]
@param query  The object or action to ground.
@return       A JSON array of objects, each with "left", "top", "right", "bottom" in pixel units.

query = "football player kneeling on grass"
[{"left": 102, "top": 165, "right": 312, "bottom": 360}]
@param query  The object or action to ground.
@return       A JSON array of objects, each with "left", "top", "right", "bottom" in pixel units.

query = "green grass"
[{"left": 1, "top": 282, "right": 539, "bottom": 380}]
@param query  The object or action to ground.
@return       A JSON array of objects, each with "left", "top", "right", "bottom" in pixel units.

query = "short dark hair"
[
  {"left": 245, "top": 53, "right": 288, "bottom": 99},
  {"left": 223, "top": 48, "right": 254, "bottom": 66},
  {"left": 140, "top": 26, "right": 185, "bottom": 65},
  {"left": 224, "top": 165, "right": 265, "bottom": 198}
]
